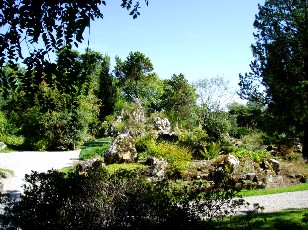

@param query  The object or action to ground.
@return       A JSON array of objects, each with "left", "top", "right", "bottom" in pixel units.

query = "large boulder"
[
  {"left": 104, "top": 134, "right": 138, "bottom": 164},
  {"left": 214, "top": 154, "right": 240, "bottom": 173},
  {"left": 154, "top": 117, "right": 171, "bottom": 134},
  {"left": 145, "top": 157, "right": 168, "bottom": 181},
  {"left": 268, "top": 158, "right": 280, "bottom": 174},
  {"left": 225, "top": 154, "right": 240, "bottom": 173}
]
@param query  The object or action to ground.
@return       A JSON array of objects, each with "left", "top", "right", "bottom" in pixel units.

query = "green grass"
[
  {"left": 221, "top": 208, "right": 308, "bottom": 229},
  {"left": 238, "top": 183, "right": 308, "bottom": 197},
  {"left": 105, "top": 163, "right": 147, "bottom": 175},
  {"left": 79, "top": 140, "right": 111, "bottom": 160},
  {"left": 58, "top": 167, "right": 75, "bottom": 174}
]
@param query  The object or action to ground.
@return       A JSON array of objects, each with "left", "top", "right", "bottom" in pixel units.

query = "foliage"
[
  {"left": 0, "top": 0, "right": 149, "bottom": 66},
  {"left": 96, "top": 54, "right": 118, "bottom": 121},
  {"left": 138, "top": 137, "right": 192, "bottom": 177},
  {"left": 160, "top": 73, "right": 198, "bottom": 128},
  {"left": 205, "top": 142, "right": 222, "bottom": 160},
  {"left": 195, "top": 76, "right": 236, "bottom": 112},
  {"left": 238, "top": 0, "right": 308, "bottom": 158},
  {"left": 221, "top": 146, "right": 270, "bottom": 163},
  {"left": 0, "top": 164, "right": 259, "bottom": 230},
  {"left": 199, "top": 110, "right": 232, "bottom": 140},
  {"left": 0, "top": 111, "right": 24, "bottom": 146},
  {"left": 114, "top": 51, "right": 154, "bottom": 102},
  {"left": 105, "top": 163, "right": 147, "bottom": 175},
  {"left": 0, "top": 49, "right": 102, "bottom": 150},
  {"left": 79, "top": 145, "right": 110, "bottom": 160}
]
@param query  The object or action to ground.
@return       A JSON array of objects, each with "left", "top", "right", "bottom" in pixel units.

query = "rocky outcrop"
[
  {"left": 145, "top": 157, "right": 168, "bottom": 181},
  {"left": 214, "top": 154, "right": 240, "bottom": 173},
  {"left": 104, "top": 134, "right": 138, "bottom": 164},
  {"left": 154, "top": 117, "right": 171, "bottom": 134}
]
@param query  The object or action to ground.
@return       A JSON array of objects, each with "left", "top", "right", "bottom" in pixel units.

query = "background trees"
[
  {"left": 239, "top": 0, "right": 308, "bottom": 158},
  {"left": 195, "top": 77, "right": 236, "bottom": 139},
  {"left": 160, "top": 74, "right": 197, "bottom": 128}
]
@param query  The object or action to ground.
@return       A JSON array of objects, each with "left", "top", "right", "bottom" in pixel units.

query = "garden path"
[{"left": 0, "top": 150, "right": 80, "bottom": 198}]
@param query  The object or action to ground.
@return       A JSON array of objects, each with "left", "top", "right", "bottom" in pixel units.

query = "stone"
[
  {"left": 76, "top": 159, "right": 105, "bottom": 172},
  {"left": 268, "top": 159, "right": 280, "bottom": 174},
  {"left": 154, "top": 117, "right": 171, "bottom": 134},
  {"left": 104, "top": 134, "right": 138, "bottom": 164},
  {"left": 145, "top": 157, "right": 168, "bottom": 181},
  {"left": 0, "top": 142, "right": 7, "bottom": 151},
  {"left": 224, "top": 154, "right": 240, "bottom": 173}
]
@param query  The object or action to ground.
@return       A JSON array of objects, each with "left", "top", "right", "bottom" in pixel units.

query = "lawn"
[{"left": 238, "top": 183, "right": 308, "bottom": 197}]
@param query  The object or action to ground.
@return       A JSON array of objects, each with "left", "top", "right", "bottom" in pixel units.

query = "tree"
[
  {"left": 195, "top": 76, "right": 236, "bottom": 112},
  {"left": 194, "top": 76, "right": 236, "bottom": 139},
  {"left": 0, "top": 0, "right": 149, "bottom": 66},
  {"left": 160, "top": 73, "right": 197, "bottom": 127},
  {"left": 97, "top": 54, "right": 118, "bottom": 120},
  {"left": 114, "top": 51, "right": 154, "bottom": 101},
  {"left": 238, "top": 0, "right": 308, "bottom": 158}
]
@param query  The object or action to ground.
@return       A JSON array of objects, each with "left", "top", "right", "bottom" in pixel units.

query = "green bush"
[
  {"left": 221, "top": 146, "right": 270, "bottom": 162},
  {"left": 0, "top": 165, "right": 260, "bottom": 229},
  {"left": 141, "top": 139, "right": 192, "bottom": 177}
]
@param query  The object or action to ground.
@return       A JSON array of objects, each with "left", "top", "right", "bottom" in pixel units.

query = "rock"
[
  {"left": 154, "top": 117, "right": 171, "bottom": 134},
  {"left": 245, "top": 173, "right": 257, "bottom": 181},
  {"left": 157, "top": 133, "right": 179, "bottom": 143},
  {"left": 104, "top": 134, "right": 138, "bottom": 164},
  {"left": 243, "top": 159, "right": 256, "bottom": 174},
  {"left": 0, "top": 142, "right": 7, "bottom": 151},
  {"left": 76, "top": 159, "right": 105, "bottom": 172},
  {"left": 300, "top": 176, "right": 308, "bottom": 183},
  {"left": 269, "top": 159, "right": 280, "bottom": 174},
  {"left": 145, "top": 157, "right": 168, "bottom": 181},
  {"left": 224, "top": 154, "right": 240, "bottom": 173}
]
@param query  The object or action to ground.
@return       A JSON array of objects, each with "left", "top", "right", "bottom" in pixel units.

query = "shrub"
[
  {"left": 221, "top": 146, "right": 270, "bottom": 163},
  {"left": 141, "top": 139, "right": 192, "bottom": 178},
  {"left": 0, "top": 165, "right": 260, "bottom": 229}
]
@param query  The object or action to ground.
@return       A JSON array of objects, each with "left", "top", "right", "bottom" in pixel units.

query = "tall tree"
[
  {"left": 97, "top": 54, "right": 117, "bottom": 120},
  {"left": 114, "top": 51, "right": 154, "bottom": 101},
  {"left": 238, "top": 0, "right": 308, "bottom": 158},
  {"left": 160, "top": 73, "right": 197, "bottom": 127}
]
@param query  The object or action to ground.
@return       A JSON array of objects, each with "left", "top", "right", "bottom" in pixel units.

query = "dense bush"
[
  {"left": 0, "top": 165, "right": 259, "bottom": 230},
  {"left": 138, "top": 137, "right": 192, "bottom": 178}
]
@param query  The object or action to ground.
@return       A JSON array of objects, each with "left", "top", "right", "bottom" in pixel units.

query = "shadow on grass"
[{"left": 222, "top": 209, "right": 308, "bottom": 230}]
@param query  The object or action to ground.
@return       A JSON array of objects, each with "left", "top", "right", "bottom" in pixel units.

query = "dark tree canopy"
[
  {"left": 0, "top": 0, "right": 149, "bottom": 66},
  {"left": 239, "top": 0, "right": 308, "bottom": 157}
]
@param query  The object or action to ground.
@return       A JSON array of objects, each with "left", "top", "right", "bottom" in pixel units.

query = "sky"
[{"left": 77, "top": 0, "right": 264, "bottom": 90}]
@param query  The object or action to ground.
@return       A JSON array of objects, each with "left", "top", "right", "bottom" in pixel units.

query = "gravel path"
[
  {"left": 0, "top": 151, "right": 80, "bottom": 197},
  {"left": 239, "top": 190, "right": 308, "bottom": 213},
  {"left": 0, "top": 151, "right": 308, "bottom": 213}
]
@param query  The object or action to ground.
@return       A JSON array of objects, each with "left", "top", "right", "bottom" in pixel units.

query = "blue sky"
[{"left": 78, "top": 0, "right": 264, "bottom": 89}]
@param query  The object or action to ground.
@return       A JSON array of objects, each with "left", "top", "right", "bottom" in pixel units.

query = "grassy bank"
[{"left": 238, "top": 183, "right": 308, "bottom": 197}]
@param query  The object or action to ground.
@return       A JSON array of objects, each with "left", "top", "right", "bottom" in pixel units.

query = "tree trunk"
[{"left": 301, "top": 121, "right": 308, "bottom": 160}]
